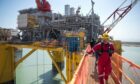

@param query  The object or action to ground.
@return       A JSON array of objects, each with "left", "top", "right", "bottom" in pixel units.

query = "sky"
[{"left": 0, "top": 0, "right": 140, "bottom": 42}]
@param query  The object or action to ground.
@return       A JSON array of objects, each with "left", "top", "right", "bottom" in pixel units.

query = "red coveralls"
[{"left": 93, "top": 42, "right": 114, "bottom": 84}]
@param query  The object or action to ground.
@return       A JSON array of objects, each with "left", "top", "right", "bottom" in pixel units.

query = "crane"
[
  {"left": 102, "top": 0, "right": 139, "bottom": 33},
  {"left": 36, "top": 0, "right": 51, "bottom": 12}
]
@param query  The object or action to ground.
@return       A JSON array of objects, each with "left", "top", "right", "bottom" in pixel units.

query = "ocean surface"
[
  {"left": 15, "top": 45, "right": 140, "bottom": 84},
  {"left": 16, "top": 49, "right": 65, "bottom": 84},
  {"left": 122, "top": 45, "right": 140, "bottom": 65},
  {"left": 122, "top": 45, "right": 140, "bottom": 84}
]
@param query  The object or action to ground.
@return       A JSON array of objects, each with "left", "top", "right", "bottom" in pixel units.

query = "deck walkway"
[{"left": 86, "top": 55, "right": 115, "bottom": 84}]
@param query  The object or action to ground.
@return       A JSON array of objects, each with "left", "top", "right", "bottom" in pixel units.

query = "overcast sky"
[{"left": 0, "top": 0, "right": 140, "bottom": 42}]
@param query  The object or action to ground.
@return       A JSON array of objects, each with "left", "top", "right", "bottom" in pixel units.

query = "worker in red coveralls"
[{"left": 93, "top": 33, "right": 114, "bottom": 84}]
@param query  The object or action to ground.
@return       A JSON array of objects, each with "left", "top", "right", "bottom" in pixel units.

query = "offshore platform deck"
[
  {"left": 86, "top": 56, "right": 115, "bottom": 84},
  {"left": 79, "top": 55, "right": 115, "bottom": 84},
  {"left": 1, "top": 40, "right": 140, "bottom": 84},
  {"left": 0, "top": 0, "right": 140, "bottom": 84}
]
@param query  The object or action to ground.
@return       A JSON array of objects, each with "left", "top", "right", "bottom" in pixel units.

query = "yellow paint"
[
  {"left": 75, "top": 52, "right": 82, "bottom": 68},
  {"left": 51, "top": 51, "right": 64, "bottom": 62},
  {"left": 79, "top": 32, "right": 85, "bottom": 37},
  {"left": 65, "top": 31, "right": 85, "bottom": 38},
  {"left": 47, "top": 50, "right": 67, "bottom": 83},
  {"left": 0, "top": 32, "right": 85, "bottom": 83},
  {"left": 112, "top": 40, "right": 122, "bottom": 54},
  {"left": 7, "top": 43, "right": 63, "bottom": 52},
  {"left": 15, "top": 49, "right": 37, "bottom": 68},
  {"left": 72, "top": 52, "right": 76, "bottom": 71},
  {"left": 65, "top": 51, "right": 73, "bottom": 81},
  {"left": 66, "top": 51, "right": 69, "bottom": 82},
  {"left": 80, "top": 37, "right": 84, "bottom": 49},
  {"left": 69, "top": 53, "right": 72, "bottom": 81},
  {"left": 67, "top": 52, "right": 83, "bottom": 82},
  {"left": 64, "top": 33, "right": 85, "bottom": 82},
  {"left": 0, "top": 44, "right": 15, "bottom": 83}
]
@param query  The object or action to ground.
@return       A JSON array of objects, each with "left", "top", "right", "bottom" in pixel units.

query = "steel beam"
[
  {"left": 47, "top": 50, "right": 67, "bottom": 83},
  {"left": 7, "top": 44, "right": 63, "bottom": 52},
  {"left": 15, "top": 49, "right": 37, "bottom": 68}
]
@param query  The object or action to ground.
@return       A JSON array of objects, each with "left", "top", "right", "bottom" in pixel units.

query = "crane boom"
[{"left": 103, "top": 0, "right": 139, "bottom": 33}]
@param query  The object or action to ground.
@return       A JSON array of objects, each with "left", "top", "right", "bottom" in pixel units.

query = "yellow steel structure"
[
  {"left": 66, "top": 51, "right": 70, "bottom": 81},
  {"left": 0, "top": 38, "right": 123, "bottom": 84},
  {"left": 0, "top": 42, "right": 67, "bottom": 83},
  {"left": 7, "top": 44, "right": 64, "bottom": 52},
  {"left": 65, "top": 32, "right": 85, "bottom": 82},
  {"left": 0, "top": 31, "right": 85, "bottom": 83},
  {"left": 47, "top": 50, "right": 67, "bottom": 83},
  {"left": 15, "top": 49, "right": 37, "bottom": 68},
  {"left": 51, "top": 51, "right": 64, "bottom": 63},
  {"left": 0, "top": 43, "right": 15, "bottom": 83}
]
